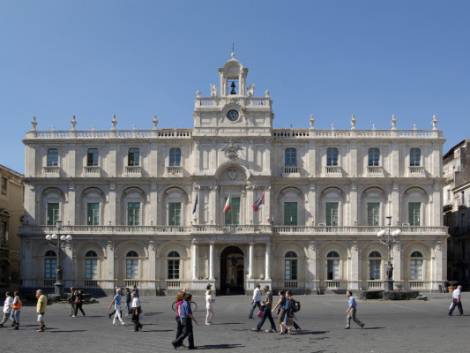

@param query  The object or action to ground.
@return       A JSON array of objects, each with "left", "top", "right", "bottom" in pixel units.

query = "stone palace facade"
[{"left": 20, "top": 55, "right": 448, "bottom": 294}]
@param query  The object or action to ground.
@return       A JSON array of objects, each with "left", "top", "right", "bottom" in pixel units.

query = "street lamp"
[
  {"left": 376, "top": 216, "right": 401, "bottom": 292},
  {"left": 45, "top": 220, "right": 72, "bottom": 298}
]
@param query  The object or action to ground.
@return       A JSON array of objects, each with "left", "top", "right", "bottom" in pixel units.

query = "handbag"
[{"left": 257, "top": 309, "right": 264, "bottom": 318}]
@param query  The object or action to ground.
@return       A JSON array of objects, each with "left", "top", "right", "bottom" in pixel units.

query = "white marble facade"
[{"left": 20, "top": 55, "right": 448, "bottom": 294}]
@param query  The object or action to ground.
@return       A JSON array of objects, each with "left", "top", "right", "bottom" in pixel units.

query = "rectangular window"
[
  {"left": 84, "top": 259, "right": 98, "bottom": 280},
  {"left": 326, "top": 202, "right": 339, "bottom": 226},
  {"left": 168, "top": 259, "right": 180, "bottom": 279},
  {"left": 367, "top": 202, "right": 380, "bottom": 226},
  {"left": 47, "top": 203, "right": 59, "bottom": 226},
  {"left": 126, "top": 259, "right": 138, "bottom": 279},
  {"left": 168, "top": 202, "right": 182, "bottom": 226},
  {"left": 408, "top": 202, "right": 421, "bottom": 226},
  {"left": 283, "top": 202, "right": 298, "bottom": 225},
  {"left": 127, "top": 202, "right": 140, "bottom": 226},
  {"left": 1, "top": 177, "right": 7, "bottom": 195},
  {"left": 87, "top": 148, "right": 99, "bottom": 166},
  {"left": 47, "top": 148, "right": 59, "bottom": 166},
  {"left": 44, "top": 258, "right": 56, "bottom": 280},
  {"left": 327, "top": 259, "right": 340, "bottom": 280},
  {"left": 128, "top": 148, "right": 140, "bottom": 166},
  {"left": 369, "top": 260, "right": 381, "bottom": 280},
  {"left": 0, "top": 221, "right": 7, "bottom": 246},
  {"left": 410, "top": 259, "right": 423, "bottom": 280},
  {"left": 224, "top": 197, "right": 240, "bottom": 225},
  {"left": 87, "top": 203, "right": 100, "bottom": 225},
  {"left": 285, "top": 258, "right": 298, "bottom": 280}
]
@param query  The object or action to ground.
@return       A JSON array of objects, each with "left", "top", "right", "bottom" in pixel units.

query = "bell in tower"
[{"left": 218, "top": 54, "right": 248, "bottom": 97}]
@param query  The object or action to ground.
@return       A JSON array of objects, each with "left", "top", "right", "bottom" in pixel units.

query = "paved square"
[{"left": 0, "top": 293, "right": 468, "bottom": 353}]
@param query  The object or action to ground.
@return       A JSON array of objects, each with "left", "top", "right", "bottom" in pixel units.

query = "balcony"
[
  {"left": 367, "top": 166, "right": 384, "bottom": 177},
  {"left": 284, "top": 280, "right": 298, "bottom": 289},
  {"left": 325, "top": 280, "right": 342, "bottom": 289},
  {"left": 367, "top": 280, "right": 384, "bottom": 290},
  {"left": 408, "top": 166, "right": 425, "bottom": 176},
  {"left": 324, "top": 165, "right": 342, "bottom": 176},
  {"left": 83, "top": 165, "right": 101, "bottom": 177},
  {"left": 125, "top": 165, "right": 142, "bottom": 177},
  {"left": 166, "top": 166, "right": 183, "bottom": 176},
  {"left": 282, "top": 166, "right": 299, "bottom": 176},
  {"left": 42, "top": 166, "right": 60, "bottom": 177}
]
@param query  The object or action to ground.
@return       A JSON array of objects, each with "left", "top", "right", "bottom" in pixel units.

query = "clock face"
[{"left": 226, "top": 109, "right": 239, "bottom": 121}]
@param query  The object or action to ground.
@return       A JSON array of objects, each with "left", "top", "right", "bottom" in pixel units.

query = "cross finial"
[{"left": 230, "top": 41, "right": 235, "bottom": 58}]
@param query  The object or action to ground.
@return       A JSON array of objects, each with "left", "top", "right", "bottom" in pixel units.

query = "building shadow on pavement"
[{"left": 196, "top": 344, "right": 244, "bottom": 350}]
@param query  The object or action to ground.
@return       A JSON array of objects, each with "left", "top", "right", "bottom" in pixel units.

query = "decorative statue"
[
  {"left": 386, "top": 262, "right": 394, "bottom": 280},
  {"left": 210, "top": 84, "right": 217, "bottom": 97},
  {"left": 31, "top": 116, "right": 38, "bottom": 131},
  {"left": 391, "top": 114, "right": 397, "bottom": 130},
  {"left": 70, "top": 115, "right": 77, "bottom": 130},
  {"left": 309, "top": 114, "right": 315, "bottom": 129},
  {"left": 111, "top": 114, "right": 118, "bottom": 130},
  {"left": 432, "top": 114, "right": 438, "bottom": 130},
  {"left": 247, "top": 84, "right": 255, "bottom": 96},
  {"left": 152, "top": 115, "right": 159, "bottom": 129},
  {"left": 351, "top": 114, "right": 357, "bottom": 130}
]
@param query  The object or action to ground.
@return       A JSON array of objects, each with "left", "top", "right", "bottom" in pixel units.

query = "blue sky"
[{"left": 1, "top": 0, "right": 469, "bottom": 173}]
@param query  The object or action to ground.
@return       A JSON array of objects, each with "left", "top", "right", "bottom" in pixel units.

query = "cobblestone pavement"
[{"left": 0, "top": 293, "right": 468, "bottom": 353}]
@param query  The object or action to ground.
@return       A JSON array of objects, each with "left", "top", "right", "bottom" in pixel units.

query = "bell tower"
[{"left": 218, "top": 53, "right": 248, "bottom": 96}]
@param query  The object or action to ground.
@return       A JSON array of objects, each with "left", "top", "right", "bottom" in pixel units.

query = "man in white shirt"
[
  {"left": 448, "top": 285, "right": 464, "bottom": 316},
  {"left": 249, "top": 284, "right": 262, "bottom": 319},
  {"left": 0, "top": 291, "right": 13, "bottom": 327}
]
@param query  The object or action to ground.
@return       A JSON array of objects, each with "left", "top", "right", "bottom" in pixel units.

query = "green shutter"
[
  {"left": 127, "top": 202, "right": 140, "bottom": 226},
  {"left": 87, "top": 203, "right": 99, "bottom": 225},
  {"left": 283, "top": 202, "right": 298, "bottom": 225},
  {"left": 326, "top": 202, "right": 339, "bottom": 226},
  {"left": 367, "top": 202, "right": 380, "bottom": 226},
  {"left": 408, "top": 202, "right": 421, "bottom": 226},
  {"left": 169, "top": 202, "right": 182, "bottom": 226},
  {"left": 47, "top": 203, "right": 59, "bottom": 225}
]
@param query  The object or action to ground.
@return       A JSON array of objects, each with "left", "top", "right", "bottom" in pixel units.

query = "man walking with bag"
[
  {"left": 253, "top": 285, "right": 277, "bottom": 333},
  {"left": 249, "top": 284, "right": 262, "bottom": 319},
  {"left": 345, "top": 290, "right": 365, "bottom": 329}
]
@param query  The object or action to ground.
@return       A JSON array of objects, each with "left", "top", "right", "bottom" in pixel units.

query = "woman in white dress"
[{"left": 205, "top": 284, "right": 215, "bottom": 325}]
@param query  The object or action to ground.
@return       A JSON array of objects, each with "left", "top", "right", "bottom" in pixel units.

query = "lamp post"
[
  {"left": 376, "top": 216, "right": 401, "bottom": 292},
  {"left": 45, "top": 220, "right": 72, "bottom": 298}
]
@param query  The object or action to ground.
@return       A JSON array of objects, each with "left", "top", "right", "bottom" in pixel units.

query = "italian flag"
[{"left": 223, "top": 194, "right": 232, "bottom": 213}]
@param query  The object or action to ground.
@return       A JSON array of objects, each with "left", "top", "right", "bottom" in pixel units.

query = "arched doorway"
[{"left": 220, "top": 246, "right": 244, "bottom": 295}]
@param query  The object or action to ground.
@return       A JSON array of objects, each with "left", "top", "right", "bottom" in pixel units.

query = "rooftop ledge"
[{"left": 23, "top": 128, "right": 444, "bottom": 140}]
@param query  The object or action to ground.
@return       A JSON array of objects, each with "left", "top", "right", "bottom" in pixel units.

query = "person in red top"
[{"left": 174, "top": 290, "right": 185, "bottom": 340}]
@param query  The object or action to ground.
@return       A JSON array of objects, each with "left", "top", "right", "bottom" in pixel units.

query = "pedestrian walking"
[
  {"left": 253, "top": 285, "right": 277, "bottom": 333},
  {"left": 273, "top": 290, "right": 286, "bottom": 333},
  {"left": 73, "top": 289, "right": 86, "bottom": 317},
  {"left": 248, "top": 284, "right": 262, "bottom": 319},
  {"left": 36, "top": 289, "right": 47, "bottom": 332},
  {"left": 125, "top": 288, "right": 132, "bottom": 317},
  {"left": 172, "top": 292, "right": 196, "bottom": 350},
  {"left": 68, "top": 287, "right": 76, "bottom": 317},
  {"left": 448, "top": 285, "right": 464, "bottom": 316},
  {"left": 345, "top": 290, "right": 365, "bottom": 329},
  {"left": 280, "top": 291, "right": 301, "bottom": 334},
  {"left": 130, "top": 291, "right": 143, "bottom": 332},
  {"left": 11, "top": 291, "right": 22, "bottom": 330},
  {"left": 0, "top": 291, "right": 13, "bottom": 327},
  {"left": 108, "top": 288, "right": 125, "bottom": 326},
  {"left": 174, "top": 290, "right": 185, "bottom": 340},
  {"left": 205, "top": 284, "right": 215, "bottom": 325}
]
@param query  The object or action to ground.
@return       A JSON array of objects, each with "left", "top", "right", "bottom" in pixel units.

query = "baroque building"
[
  {"left": 443, "top": 139, "right": 470, "bottom": 289},
  {"left": 20, "top": 55, "right": 447, "bottom": 294},
  {"left": 0, "top": 164, "right": 23, "bottom": 288}
]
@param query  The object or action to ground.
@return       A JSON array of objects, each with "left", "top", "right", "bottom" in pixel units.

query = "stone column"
[
  {"left": 191, "top": 242, "right": 198, "bottom": 280},
  {"left": 349, "top": 184, "right": 358, "bottom": 226},
  {"left": 208, "top": 185, "right": 217, "bottom": 225},
  {"left": 246, "top": 185, "right": 254, "bottom": 224},
  {"left": 105, "top": 240, "right": 115, "bottom": 290},
  {"left": 306, "top": 186, "right": 316, "bottom": 226},
  {"left": 431, "top": 241, "right": 445, "bottom": 291},
  {"left": 392, "top": 242, "right": 403, "bottom": 289},
  {"left": 192, "top": 185, "right": 201, "bottom": 225},
  {"left": 305, "top": 241, "right": 318, "bottom": 292},
  {"left": 108, "top": 184, "right": 117, "bottom": 225},
  {"left": 149, "top": 184, "right": 158, "bottom": 226},
  {"left": 209, "top": 242, "right": 215, "bottom": 280},
  {"left": 391, "top": 183, "right": 400, "bottom": 225},
  {"left": 248, "top": 243, "right": 254, "bottom": 279},
  {"left": 63, "top": 241, "right": 74, "bottom": 288},
  {"left": 66, "top": 185, "right": 76, "bottom": 225},
  {"left": 264, "top": 186, "right": 271, "bottom": 225},
  {"left": 265, "top": 242, "right": 271, "bottom": 280},
  {"left": 348, "top": 242, "right": 360, "bottom": 290},
  {"left": 148, "top": 241, "right": 156, "bottom": 290}
]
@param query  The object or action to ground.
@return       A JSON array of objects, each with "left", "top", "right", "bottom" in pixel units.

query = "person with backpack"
[
  {"left": 11, "top": 290, "right": 22, "bottom": 330},
  {"left": 172, "top": 292, "right": 196, "bottom": 349},
  {"left": 280, "top": 291, "right": 301, "bottom": 334},
  {"left": 108, "top": 288, "right": 125, "bottom": 326}
]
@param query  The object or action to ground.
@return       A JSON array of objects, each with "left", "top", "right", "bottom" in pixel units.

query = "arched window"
[
  {"left": 326, "top": 251, "right": 340, "bottom": 280},
  {"left": 47, "top": 148, "right": 59, "bottom": 167},
  {"left": 284, "top": 148, "right": 297, "bottom": 167},
  {"left": 368, "top": 251, "right": 382, "bottom": 280},
  {"left": 44, "top": 250, "right": 57, "bottom": 280},
  {"left": 284, "top": 251, "right": 298, "bottom": 281},
  {"left": 410, "top": 251, "right": 424, "bottom": 280},
  {"left": 327, "top": 147, "right": 339, "bottom": 166},
  {"left": 410, "top": 148, "right": 421, "bottom": 167},
  {"left": 128, "top": 148, "right": 140, "bottom": 167},
  {"left": 169, "top": 148, "right": 181, "bottom": 167},
  {"left": 84, "top": 250, "right": 98, "bottom": 280},
  {"left": 126, "top": 251, "right": 139, "bottom": 280},
  {"left": 167, "top": 251, "right": 180, "bottom": 279},
  {"left": 368, "top": 148, "right": 380, "bottom": 167}
]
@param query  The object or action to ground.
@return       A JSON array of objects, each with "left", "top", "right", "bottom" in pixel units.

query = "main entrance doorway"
[{"left": 220, "top": 246, "right": 245, "bottom": 295}]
